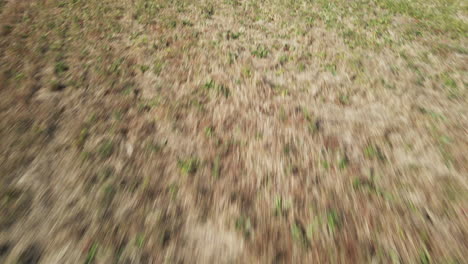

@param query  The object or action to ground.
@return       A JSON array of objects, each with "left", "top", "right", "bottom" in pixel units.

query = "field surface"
[{"left": 0, "top": 0, "right": 467, "bottom": 263}]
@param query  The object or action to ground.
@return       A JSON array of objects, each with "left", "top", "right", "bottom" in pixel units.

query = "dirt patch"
[{"left": 183, "top": 221, "right": 244, "bottom": 263}]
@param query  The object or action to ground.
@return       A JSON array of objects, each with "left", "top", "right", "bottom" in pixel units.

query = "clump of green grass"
[
  {"left": 338, "top": 154, "right": 349, "bottom": 170},
  {"left": 14, "top": 72, "right": 25, "bottom": 81},
  {"left": 252, "top": 45, "right": 269, "bottom": 58},
  {"left": 202, "top": 4, "right": 214, "bottom": 19},
  {"left": 291, "top": 221, "right": 309, "bottom": 247},
  {"left": 442, "top": 74, "right": 460, "bottom": 99},
  {"left": 375, "top": 0, "right": 466, "bottom": 39},
  {"left": 204, "top": 126, "right": 214, "bottom": 137},
  {"left": 76, "top": 127, "right": 89, "bottom": 148},
  {"left": 298, "top": 63, "right": 306, "bottom": 72},
  {"left": 353, "top": 173, "right": 391, "bottom": 198},
  {"left": 102, "top": 184, "right": 116, "bottom": 207},
  {"left": 381, "top": 78, "right": 396, "bottom": 90},
  {"left": 135, "top": 234, "right": 145, "bottom": 248},
  {"left": 108, "top": 58, "right": 124, "bottom": 74},
  {"left": 241, "top": 66, "right": 252, "bottom": 78},
  {"left": 325, "top": 63, "right": 337, "bottom": 75},
  {"left": 227, "top": 52, "right": 237, "bottom": 65},
  {"left": 139, "top": 64, "right": 150, "bottom": 73},
  {"left": 216, "top": 85, "right": 231, "bottom": 98},
  {"left": 178, "top": 157, "right": 199, "bottom": 175},
  {"left": 326, "top": 209, "right": 341, "bottom": 234},
  {"left": 97, "top": 166, "right": 114, "bottom": 180},
  {"left": 226, "top": 31, "right": 241, "bottom": 40},
  {"left": 138, "top": 97, "right": 161, "bottom": 112},
  {"left": 217, "top": 84, "right": 230, "bottom": 97},
  {"left": 80, "top": 151, "right": 92, "bottom": 161},
  {"left": 203, "top": 80, "right": 230, "bottom": 97},
  {"left": 306, "top": 217, "right": 320, "bottom": 240},
  {"left": 308, "top": 119, "right": 321, "bottom": 134},
  {"left": 419, "top": 248, "right": 431, "bottom": 264},
  {"left": 98, "top": 140, "right": 114, "bottom": 158},
  {"left": 283, "top": 143, "right": 292, "bottom": 155},
  {"left": 338, "top": 94, "right": 350, "bottom": 105},
  {"left": 167, "top": 20, "right": 177, "bottom": 28},
  {"left": 417, "top": 106, "right": 445, "bottom": 120},
  {"left": 54, "top": 61, "right": 69, "bottom": 74},
  {"left": 153, "top": 59, "right": 164, "bottom": 75},
  {"left": 321, "top": 160, "right": 330, "bottom": 170},
  {"left": 1, "top": 24, "right": 13, "bottom": 36},
  {"left": 134, "top": 0, "right": 161, "bottom": 24},
  {"left": 113, "top": 111, "right": 122, "bottom": 121},
  {"left": 278, "top": 55, "right": 289, "bottom": 65},
  {"left": 303, "top": 110, "right": 321, "bottom": 134},
  {"left": 279, "top": 107, "right": 287, "bottom": 122},
  {"left": 352, "top": 177, "right": 379, "bottom": 195},
  {"left": 438, "top": 142, "right": 455, "bottom": 168},
  {"left": 182, "top": 20, "right": 193, "bottom": 27},
  {"left": 235, "top": 216, "right": 252, "bottom": 238},
  {"left": 147, "top": 140, "right": 167, "bottom": 153},
  {"left": 272, "top": 84, "right": 289, "bottom": 97},
  {"left": 204, "top": 79, "right": 215, "bottom": 90},
  {"left": 274, "top": 196, "right": 288, "bottom": 216},
  {"left": 353, "top": 177, "right": 374, "bottom": 190},
  {"left": 341, "top": 29, "right": 369, "bottom": 48},
  {"left": 364, "top": 144, "right": 386, "bottom": 161}
]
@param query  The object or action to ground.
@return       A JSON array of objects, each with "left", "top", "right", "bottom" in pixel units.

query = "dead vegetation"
[{"left": 0, "top": 0, "right": 467, "bottom": 263}]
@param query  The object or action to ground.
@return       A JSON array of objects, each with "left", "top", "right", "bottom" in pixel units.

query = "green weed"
[
  {"left": 178, "top": 157, "right": 199, "bottom": 175},
  {"left": 84, "top": 243, "right": 98, "bottom": 264}
]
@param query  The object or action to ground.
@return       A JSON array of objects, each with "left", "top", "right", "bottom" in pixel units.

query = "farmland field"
[{"left": 0, "top": 0, "right": 467, "bottom": 263}]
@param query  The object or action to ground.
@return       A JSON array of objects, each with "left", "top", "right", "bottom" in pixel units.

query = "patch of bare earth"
[{"left": 0, "top": 0, "right": 467, "bottom": 263}]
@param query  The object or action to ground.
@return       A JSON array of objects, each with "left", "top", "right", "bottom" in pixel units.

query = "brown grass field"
[{"left": 0, "top": 0, "right": 467, "bottom": 263}]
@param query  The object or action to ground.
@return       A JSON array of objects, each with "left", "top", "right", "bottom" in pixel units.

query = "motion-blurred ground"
[{"left": 0, "top": 0, "right": 467, "bottom": 263}]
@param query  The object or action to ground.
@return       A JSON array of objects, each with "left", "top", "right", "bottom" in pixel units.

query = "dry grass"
[{"left": 0, "top": 0, "right": 467, "bottom": 263}]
